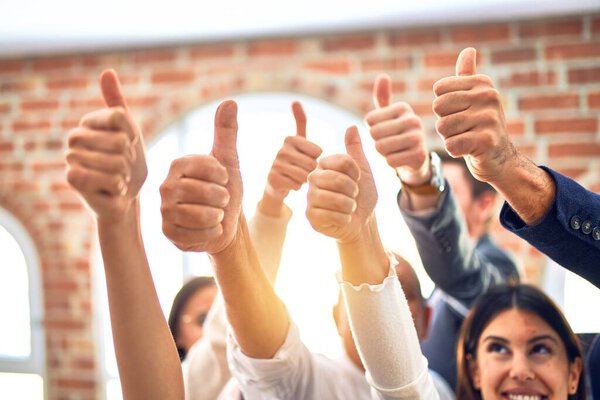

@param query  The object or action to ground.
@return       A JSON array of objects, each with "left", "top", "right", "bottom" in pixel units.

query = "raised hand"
[
  {"left": 433, "top": 47, "right": 517, "bottom": 184},
  {"left": 160, "top": 100, "right": 242, "bottom": 254},
  {"left": 66, "top": 69, "right": 147, "bottom": 222},
  {"left": 364, "top": 74, "right": 429, "bottom": 185},
  {"left": 263, "top": 101, "right": 323, "bottom": 202},
  {"left": 306, "top": 126, "right": 377, "bottom": 244}
]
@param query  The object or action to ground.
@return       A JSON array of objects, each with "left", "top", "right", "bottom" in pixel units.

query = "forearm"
[
  {"left": 210, "top": 212, "right": 289, "bottom": 359},
  {"left": 491, "top": 151, "right": 556, "bottom": 226},
  {"left": 337, "top": 217, "right": 388, "bottom": 286},
  {"left": 98, "top": 202, "right": 183, "bottom": 400}
]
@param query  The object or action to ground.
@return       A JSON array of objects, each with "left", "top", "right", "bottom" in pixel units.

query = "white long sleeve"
[{"left": 341, "top": 264, "right": 440, "bottom": 400}]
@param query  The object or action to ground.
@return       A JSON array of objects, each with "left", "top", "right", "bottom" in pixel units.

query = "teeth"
[{"left": 508, "top": 396, "right": 541, "bottom": 400}]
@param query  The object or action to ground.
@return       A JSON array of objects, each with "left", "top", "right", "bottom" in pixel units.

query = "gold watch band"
[{"left": 401, "top": 180, "right": 440, "bottom": 196}]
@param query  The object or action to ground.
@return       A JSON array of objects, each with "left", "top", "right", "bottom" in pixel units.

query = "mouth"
[{"left": 502, "top": 393, "right": 548, "bottom": 400}]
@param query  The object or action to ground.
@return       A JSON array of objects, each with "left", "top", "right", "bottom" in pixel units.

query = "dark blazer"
[
  {"left": 399, "top": 184, "right": 518, "bottom": 389},
  {"left": 500, "top": 166, "right": 600, "bottom": 289}
]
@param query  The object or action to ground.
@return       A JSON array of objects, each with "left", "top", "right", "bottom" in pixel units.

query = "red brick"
[
  {"left": 556, "top": 167, "right": 586, "bottom": 179},
  {"left": 12, "top": 120, "right": 52, "bottom": 132},
  {"left": 0, "top": 79, "right": 38, "bottom": 93},
  {"left": 424, "top": 51, "right": 458, "bottom": 69},
  {"left": 20, "top": 99, "right": 60, "bottom": 111},
  {"left": 71, "top": 358, "right": 95, "bottom": 370},
  {"left": 61, "top": 119, "right": 83, "bottom": 130},
  {"left": 499, "top": 71, "right": 556, "bottom": 88},
  {"left": 549, "top": 142, "right": 600, "bottom": 157},
  {"left": 303, "top": 60, "right": 351, "bottom": 75},
  {"left": 127, "top": 95, "right": 161, "bottom": 107},
  {"left": 388, "top": 30, "right": 442, "bottom": 47},
  {"left": 506, "top": 120, "right": 525, "bottom": 136},
  {"left": 11, "top": 181, "right": 38, "bottom": 191},
  {"left": 33, "top": 161, "right": 65, "bottom": 173},
  {"left": 68, "top": 98, "right": 105, "bottom": 110},
  {"left": 54, "top": 378, "right": 95, "bottom": 389},
  {"left": 44, "top": 280, "right": 78, "bottom": 291},
  {"left": 321, "top": 35, "right": 376, "bottom": 52},
  {"left": 411, "top": 101, "right": 435, "bottom": 117},
  {"left": 46, "top": 77, "right": 89, "bottom": 90},
  {"left": 44, "top": 318, "right": 85, "bottom": 330},
  {"left": 546, "top": 42, "right": 600, "bottom": 60},
  {"left": 32, "top": 58, "right": 75, "bottom": 71},
  {"left": 247, "top": 39, "right": 297, "bottom": 56},
  {"left": 151, "top": 70, "right": 195, "bottom": 84},
  {"left": 518, "top": 93, "right": 579, "bottom": 111},
  {"left": 519, "top": 19, "right": 582, "bottom": 39},
  {"left": 0, "top": 60, "right": 24, "bottom": 73},
  {"left": 491, "top": 47, "right": 536, "bottom": 64},
  {"left": 0, "top": 142, "right": 13, "bottom": 152},
  {"left": 589, "top": 92, "right": 600, "bottom": 109},
  {"left": 568, "top": 67, "right": 600, "bottom": 84},
  {"left": 0, "top": 161, "right": 24, "bottom": 172},
  {"left": 45, "top": 140, "right": 64, "bottom": 151},
  {"left": 417, "top": 78, "right": 438, "bottom": 93},
  {"left": 361, "top": 56, "right": 412, "bottom": 72},
  {"left": 535, "top": 117, "right": 598, "bottom": 134},
  {"left": 592, "top": 16, "right": 600, "bottom": 36},
  {"left": 190, "top": 44, "right": 235, "bottom": 59},
  {"left": 133, "top": 49, "right": 177, "bottom": 64},
  {"left": 50, "top": 180, "right": 72, "bottom": 193},
  {"left": 450, "top": 24, "right": 510, "bottom": 43},
  {"left": 0, "top": 102, "right": 11, "bottom": 114},
  {"left": 357, "top": 79, "right": 406, "bottom": 94}
]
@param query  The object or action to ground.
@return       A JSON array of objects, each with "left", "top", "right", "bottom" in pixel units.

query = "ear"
[
  {"left": 475, "top": 191, "right": 496, "bottom": 219},
  {"left": 567, "top": 357, "right": 583, "bottom": 395},
  {"left": 467, "top": 353, "right": 481, "bottom": 389}
]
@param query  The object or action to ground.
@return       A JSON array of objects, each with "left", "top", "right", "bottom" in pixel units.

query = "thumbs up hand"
[
  {"left": 364, "top": 74, "right": 429, "bottom": 186},
  {"left": 306, "top": 126, "right": 377, "bottom": 244},
  {"left": 433, "top": 47, "right": 516, "bottom": 184},
  {"left": 160, "top": 100, "right": 242, "bottom": 254},
  {"left": 264, "top": 101, "right": 323, "bottom": 203},
  {"left": 66, "top": 69, "right": 148, "bottom": 222}
]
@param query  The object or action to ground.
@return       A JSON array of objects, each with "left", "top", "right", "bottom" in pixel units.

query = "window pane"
[
  {"left": 0, "top": 373, "right": 43, "bottom": 398},
  {"left": 0, "top": 226, "right": 31, "bottom": 358}
]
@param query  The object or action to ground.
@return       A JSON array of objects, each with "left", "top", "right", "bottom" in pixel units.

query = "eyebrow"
[{"left": 482, "top": 334, "right": 560, "bottom": 345}]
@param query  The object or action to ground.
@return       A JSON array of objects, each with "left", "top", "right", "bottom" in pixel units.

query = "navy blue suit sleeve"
[{"left": 500, "top": 166, "right": 600, "bottom": 289}]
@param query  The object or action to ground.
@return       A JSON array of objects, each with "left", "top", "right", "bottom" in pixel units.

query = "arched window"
[
  {"left": 97, "top": 93, "right": 427, "bottom": 398},
  {"left": 0, "top": 207, "right": 44, "bottom": 398}
]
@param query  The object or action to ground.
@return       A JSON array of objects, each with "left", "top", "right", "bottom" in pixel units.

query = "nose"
[{"left": 509, "top": 352, "right": 535, "bottom": 381}]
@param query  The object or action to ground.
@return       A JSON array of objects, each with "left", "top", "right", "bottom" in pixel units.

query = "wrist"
[{"left": 259, "top": 190, "right": 286, "bottom": 217}]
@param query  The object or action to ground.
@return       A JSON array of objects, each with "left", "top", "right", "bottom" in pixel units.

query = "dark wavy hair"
[
  {"left": 168, "top": 276, "right": 216, "bottom": 361},
  {"left": 457, "top": 283, "right": 586, "bottom": 400}
]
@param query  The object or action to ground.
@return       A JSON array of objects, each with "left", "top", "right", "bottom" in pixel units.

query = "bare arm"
[{"left": 66, "top": 70, "right": 183, "bottom": 400}]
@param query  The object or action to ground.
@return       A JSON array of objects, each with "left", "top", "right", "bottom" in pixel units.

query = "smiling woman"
[{"left": 457, "top": 284, "right": 585, "bottom": 400}]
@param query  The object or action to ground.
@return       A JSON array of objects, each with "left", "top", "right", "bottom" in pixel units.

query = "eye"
[
  {"left": 531, "top": 343, "right": 551, "bottom": 355},
  {"left": 487, "top": 342, "right": 509, "bottom": 354}
]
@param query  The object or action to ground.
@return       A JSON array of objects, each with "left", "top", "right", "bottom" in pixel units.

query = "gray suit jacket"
[{"left": 398, "top": 184, "right": 518, "bottom": 389}]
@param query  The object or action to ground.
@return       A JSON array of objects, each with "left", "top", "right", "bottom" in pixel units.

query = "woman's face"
[
  {"left": 176, "top": 285, "right": 218, "bottom": 353},
  {"left": 470, "top": 308, "right": 582, "bottom": 400}
]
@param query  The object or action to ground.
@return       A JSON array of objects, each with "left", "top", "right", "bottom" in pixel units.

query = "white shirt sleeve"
[
  {"left": 340, "top": 257, "right": 440, "bottom": 400},
  {"left": 227, "top": 322, "right": 316, "bottom": 400},
  {"left": 183, "top": 204, "right": 292, "bottom": 399}
]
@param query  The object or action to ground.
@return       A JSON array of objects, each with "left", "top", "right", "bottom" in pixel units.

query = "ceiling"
[{"left": 1, "top": 0, "right": 598, "bottom": 58}]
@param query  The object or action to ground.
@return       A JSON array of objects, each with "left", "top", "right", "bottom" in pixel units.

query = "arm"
[
  {"left": 66, "top": 70, "right": 183, "bottom": 399},
  {"left": 306, "top": 127, "right": 438, "bottom": 399}
]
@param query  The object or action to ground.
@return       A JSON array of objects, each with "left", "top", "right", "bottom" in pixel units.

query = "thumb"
[
  {"left": 212, "top": 100, "right": 239, "bottom": 167},
  {"left": 344, "top": 126, "right": 369, "bottom": 170},
  {"left": 291, "top": 101, "right": 307, "bottom": 138},
  {"left": 100, "top": 69, "right": 128, "bottom": 109},
  {"left": 373, "top": 74, "right": 392, "bottom": 109},
  {"left": 456, "top": 47, "right": 477, "bottom": 76}
]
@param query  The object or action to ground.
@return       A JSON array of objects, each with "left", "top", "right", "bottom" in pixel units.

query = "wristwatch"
[{"left": 399, "top": 151, "right": 446, "bottom": 196}]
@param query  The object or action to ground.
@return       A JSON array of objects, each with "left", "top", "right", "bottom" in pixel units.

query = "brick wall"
[{"left": 0, "top": 13, "right": 599, "bottom": 399}]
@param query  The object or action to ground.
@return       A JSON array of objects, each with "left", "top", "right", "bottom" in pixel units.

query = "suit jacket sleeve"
[
  {"left": 500, "top": 166, "right": 600, "bottom": 289},
  {"left": 398, "top": 184, "right": 517, "bottom": 304}
]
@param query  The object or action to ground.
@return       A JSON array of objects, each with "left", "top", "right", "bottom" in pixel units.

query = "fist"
[
  {"left": 65, "top": 69, "right": 147, "bottom": 221},
  {"left": 432, "top": 47, "right": 515, "bottom": 183},
  {"left": 365, "top": 74, "right": 429, "bottom": 185}
]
